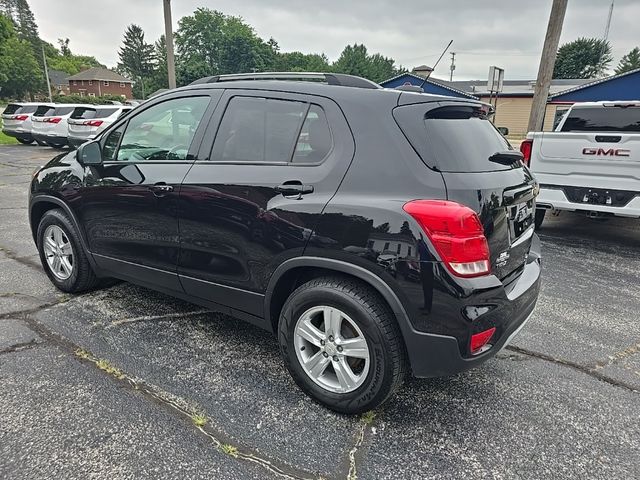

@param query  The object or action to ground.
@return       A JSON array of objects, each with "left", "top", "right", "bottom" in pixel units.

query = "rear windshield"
[
  {"left": 70, "top": 107, "right": 97, "bottom": 119},
  {"left": 394, "top": 104, "right": 512, "bottom": 172},
  {"left": 561, "top": 107, "right": 640, "bottom": 132},
  {"left": 3, "top": 104, "right": 22, "bottom": 115},
  {"left": 33, "top": 105, "right": 55, "bottom": 117},
  {"left": 53, "top": 106, "right": 76, "bottom": 116}
]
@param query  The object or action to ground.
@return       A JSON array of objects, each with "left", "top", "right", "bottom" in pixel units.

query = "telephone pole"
[
  {"left": 42, "top": 45, "right": 52, "bottom": 102},
  {"left": 449, "top": 52, "right": 456, "bottom": 82},
  {"left": 163, "top": 0, "right": 177, "bottom": 89},
  {"left": 527, "top": 0, "right": 568, "bottom": 132}
]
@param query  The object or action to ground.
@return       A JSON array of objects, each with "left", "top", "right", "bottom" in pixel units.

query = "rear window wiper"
[{"left": 488, "top": 151, "right": 524, "bottom": 166}]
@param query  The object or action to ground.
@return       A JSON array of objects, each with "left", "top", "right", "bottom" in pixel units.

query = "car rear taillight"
[
  {"left": 83, "top": 120, "right": 103, "bottom": 127},
  {"left": 519, "top": 139, "right": 533, "bottom": 167},
  {"left": 403, "top": 200, "right": 491, "bottom": 278},
  {"left": 470, "top": 327, "right": 496, "bottom": 354},
  {"left": 14, "top": 115, "right": 29, "bottom": 121},
  {"left": 46, "top": 117, "right": 62, "bottom": 124}
]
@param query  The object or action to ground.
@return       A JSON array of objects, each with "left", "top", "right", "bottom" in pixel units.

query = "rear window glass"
[
  {"left": 33, "top": 105, "right": 55, "bottom": 117},
  {"left": 394, "top": 104, "right": 512, "bottom": 172},
  {"left": 16, "top": 105, "right": 39, "bottom": 114},
  {"left": 560, "top": 107, "right": 640, "bottom": 132},
  {"left": 3, "top": 104, "right": 22, "bottom": 115},
  {"left": 94, "top": 107, "right": 118, "bottom": 118},
  {"left": 71, "top": 107, "right": 97, "bottom": 120},
  {"left": 53, "top": 106, "right": 76, "bottom": 116}
]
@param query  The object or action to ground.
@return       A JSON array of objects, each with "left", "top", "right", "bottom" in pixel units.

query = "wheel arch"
[{"left": 265, "top": 257, "right": 414, "bottom": 343}]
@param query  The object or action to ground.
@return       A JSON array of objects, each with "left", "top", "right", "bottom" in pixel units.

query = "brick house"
[
  {"left": 48, "top": 69, "right": 70, "bottom": 96},
  {"left": 66, "top": 67, "right": 134, "bottom": 99}
]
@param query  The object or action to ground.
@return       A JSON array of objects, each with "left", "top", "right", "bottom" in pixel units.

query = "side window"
[
  {"left": 103, "top": 125, "right": 125, "bottom": 161},
  {"left": 212, "top": 97, "right": 307, "bottom": 163},
  {"left": 292, "top": 104, "right": 333, "bottom": 164},
  {"left": 115, "top": 96, "right": 208, "bottom": 161}
]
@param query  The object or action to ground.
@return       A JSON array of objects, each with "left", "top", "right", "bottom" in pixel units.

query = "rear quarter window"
[
  {"left": 560, "top": 107, "right": 640, "bottom": 132},
  {"left": 394, "top": 104, "right": 512, "bottom": 172}
]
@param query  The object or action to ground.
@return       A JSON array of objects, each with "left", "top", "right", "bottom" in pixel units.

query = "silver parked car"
[{"left": 67, "top": 105, "right": 133, "bottom": 148}]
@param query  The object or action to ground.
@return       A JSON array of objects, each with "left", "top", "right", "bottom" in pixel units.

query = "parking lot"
[{"left": 0, "top": 144, "right": 638, "bottom": 480}]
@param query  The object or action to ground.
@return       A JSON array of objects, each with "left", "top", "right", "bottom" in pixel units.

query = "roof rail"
[{"left": 189, "top": 72, "right": 381, "bottom": 89}]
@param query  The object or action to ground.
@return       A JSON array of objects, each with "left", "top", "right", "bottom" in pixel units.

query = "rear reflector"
[
  {"left": 519, "top": 139, "right": 533, "bottom": 167},
  {"left": 46, "top": 117, "right": 62, "bottom": 124},
  {"left": 470, "top": 327, "right": 496, "bottom": 354},
  {"left": 403, "top": 200, "right": 491, "bottom": 278},
  {"left": 14, "top": 115, "right": 29, "bottom": 121},
  {"left": 83, "top": 120, "right": 104, "bottom": 127}
]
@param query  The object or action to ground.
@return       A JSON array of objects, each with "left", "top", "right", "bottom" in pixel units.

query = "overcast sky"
[{"left": 29, "top": 0, "right": 639, "bottom": 81}]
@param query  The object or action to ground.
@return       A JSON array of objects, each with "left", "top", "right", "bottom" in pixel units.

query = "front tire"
[
  {"left": 37, "top": 209, "right": 100, "bottom": 293},
  {"left": 278, "top": 276, "right": 406, "bottom": 414},
  {"left": 16, "top": 137, "right": 34, "bottom": 145}
]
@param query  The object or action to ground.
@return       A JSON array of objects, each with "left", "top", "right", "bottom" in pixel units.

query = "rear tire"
[
  {"left": 16, "top": 138, "right": 34, "bottom": 145},
  {"left": 278, "top": 276, "right": 406, "bottom": 414},
  {"left": 534, "top": 209, "right": 546, "bottom": 230},
  {"left": 47, "top": 143, "right": 66, "bottom": 150},
  {"left": 35, "top": 139, "right": 48, "bottom": 146},
  {"left": 37, "top": 209, "right": 101, "bottom": 293}
]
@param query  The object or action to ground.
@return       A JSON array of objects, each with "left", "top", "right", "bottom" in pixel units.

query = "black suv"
[{"left": 29, "top": 73, "right": 541, "bottom": 414}]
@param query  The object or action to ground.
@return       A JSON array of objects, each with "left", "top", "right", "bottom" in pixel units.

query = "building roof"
[
  {"left": 67, "top": 67, "right": 133, "bottom": 83},
  {"left": 380, "top": 72, "right": 478, "bottom": 99},
  {"left": 549, "top": 67, "right": 640, "bottom": 101},
  {"left": 48, "top": 69, "right": 69, "bottom": 86},
  {"left": 446, "top": 78, "right": 592, "bottom": 97}
]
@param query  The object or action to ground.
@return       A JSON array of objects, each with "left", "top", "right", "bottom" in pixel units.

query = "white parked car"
[
  {"left": 1, "top": 102, "right": 55, "bottom": 145},
  {"left": 31, "top": 104, "right": 92, "bottom": 149},
  {"left": 67, "top": 105, "right": 133, "bottom": 148},
  {"left": 523, "top": 101, "right": 640, "bottom": 228}
]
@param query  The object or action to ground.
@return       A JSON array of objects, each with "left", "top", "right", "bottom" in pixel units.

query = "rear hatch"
[
  {"left": 34, "top": 105, "right": 78, "bottom": 135},
  {"left": 2, "top": 104, "right": 37, "bottom": 130},
  {"left": 68, "top": 106, "right": 119, "bottom": 138},
  {"left": 394, "top": 101, "right": 537, "bottom": 280},
  {"left": 31, "top": 105, "right": 57, "bottom": 134}
]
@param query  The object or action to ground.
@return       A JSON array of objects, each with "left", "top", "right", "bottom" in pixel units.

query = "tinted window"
[
  {"left": 71, "top": 107, "right": 97, "bottom": 120},
  {"left": 115, "top": 96, "right": 208, "bottom": 161},
  {"left": 212, "top": 97, "right": 307, "bottom": 163},
  {"left": 53, "top": 106, "right": 76, "bottom": 116},
  {"left": 103, "top": 125, "right": 125, "bottom": 161},
  {"left": 33, "top": 105, "right": 55, "bottom": 117},
  {"left": 3, "top": 104, "right": 22, "bottom": 115},
  {"left": 17, "top": 105, "right": 39, "bottom": 114},
  {"left": 394, "top": 104, "right": 512, "bottom": 173},
  {"left": 94, "top": 107, "right": 118, "bottom": 118},
  {"left": 292, "top": 105, "right": 333, "bottom": 164},
  {"left": 561, "top": 107, "right": 640, "bottom": 132}
]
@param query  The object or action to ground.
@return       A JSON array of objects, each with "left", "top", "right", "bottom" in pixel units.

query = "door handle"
[
  {"left": 149, "top": 183, "right": 174, "bottom": 196},
  {"left": 275, "top": 182, "right": 314, "bottom": 198}
]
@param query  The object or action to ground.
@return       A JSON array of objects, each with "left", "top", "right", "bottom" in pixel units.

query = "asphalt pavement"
[{"left": 1, "top": 145, "right": 638, "bottom": 480}]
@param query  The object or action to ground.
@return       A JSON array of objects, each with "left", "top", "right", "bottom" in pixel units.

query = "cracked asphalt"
[{"left": 1, "top": 145, "right": 639, "bottom": 480}]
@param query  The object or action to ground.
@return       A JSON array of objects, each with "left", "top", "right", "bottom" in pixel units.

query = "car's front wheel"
[
  {"left": 37, "top": 209, "right": 100, "bottom": 293},
  {"left": 16, "top": 138, "right": 34, "bottom": 145},
  {"left": 278, "top": 276, "right": 406, "bottom": 414}
]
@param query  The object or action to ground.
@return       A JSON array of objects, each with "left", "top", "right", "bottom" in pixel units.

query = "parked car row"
[{"left": 2, "top": 102, "right": 133, "bottom": 149}]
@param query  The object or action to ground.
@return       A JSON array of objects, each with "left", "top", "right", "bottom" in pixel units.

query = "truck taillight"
[
  {"left": 519, "top": 139, "right": 533, "bottom": 167},
  {"left": 83, "top": 120, "right": 103, "bottom": 127},
  {"left": 46, "top": 117, "right": 62, "bottom": 124},
  {"left": 403, "top": 200, "right": 491, "bottom": 278},
  {"left": 14, "top": 115, "right": 29, "bottom": 121}
]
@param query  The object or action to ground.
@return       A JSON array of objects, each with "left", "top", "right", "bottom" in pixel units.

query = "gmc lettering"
[{"left": 582, "top": 148, "right": 631, "bottom": 157}]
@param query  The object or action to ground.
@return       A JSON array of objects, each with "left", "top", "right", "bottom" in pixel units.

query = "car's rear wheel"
[
  {"left": 37, "top": 209, "right": 100, "bottom": 293},
  {"left": 278, "top": 276, "right": 406, "bottom": 414},
  {"left": 35, "top": 139, "right": 48, "bottom": 146},
  {"left": 16, "top": 138, "right": 33, "bottom": 145},
  {"left": 534, "top": 208, "right": 546, "bottom": 229},
  {"left": 47, "top": 143, "right": 66, "bottom": 150}
]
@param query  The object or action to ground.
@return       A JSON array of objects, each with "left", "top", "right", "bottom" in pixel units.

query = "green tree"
[
  {"left": 275, "top": 51, "right": 330, "bottom": 72},
  {"left": 332, "top": 44, "right": 404, "bottom": 83},
  {"left": 614, "top": 47, "right": 640, "bottom": 75},
  {"left": 146, "top": 34, "right": 168, "bottom": 95},
  {"left": 0, "top": 15, "right": 42, "bottom": 98},
  {"left": 117, "top": 24, "right": 155, "bottom": 98},
  {"left": 553, "top": 37, "right": 613, "bottom": 79},
  {"left": 12, "top": 0, "right": 39, "bottom": 53},
  {"left": 44, "top": 39, "right": 105, "bottom": 75}
]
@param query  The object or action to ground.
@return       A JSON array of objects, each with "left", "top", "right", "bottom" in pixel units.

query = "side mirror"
[
  {"left": 497, "top": 126, "right": 509, "bottom": 136},
  {"left": 77, "top": 141, "right": 103, "bottom": 165}
]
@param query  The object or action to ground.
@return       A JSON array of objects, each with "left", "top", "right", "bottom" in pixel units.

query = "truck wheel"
[
  {"left": 534, "top": 209, "right": 546, "bottom": 230},
  {"left": 278, "top": 276, "right": 406, "bottom": 414}
]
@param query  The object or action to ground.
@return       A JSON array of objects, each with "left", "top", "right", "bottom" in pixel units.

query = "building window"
[
  {"left": 80, "top": 80, "right": 84, "bottom": 85},
  {"left": 103, "top": 81, "right": 110, "bottom": 86},
  {"left": 407, "top": 246, "right": 412, "bottom": 257},
  {"left": 88, "top": 93, "right": 95, "bottom": 97},
  {"left": 88, "top": 80, "right": 92, "bottom": 85},
  {"left": 396, "top": 244, "right": 401, "bottom": 255},
  {"left": 120, "top": 82, "right": 126, "bottom": 88},
  {"left": 383, "top": 242, "right": 390, "bottom": 251},
  {"left": 73, "top": 81, "right": 77, "bottom": 86}
]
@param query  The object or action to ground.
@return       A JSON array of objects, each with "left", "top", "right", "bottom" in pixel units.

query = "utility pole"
[
  {"left": 527, "top": 0, "right": 568, "bottom": 132},
  {"left": 163, "top": 0, "right": 177, "bottom": 89},
  {"left": 41, "top": 44, "right": 52, "bottom": 102},
  {"left": 449, "top": 52, "right": 456, "bottom": 82}
]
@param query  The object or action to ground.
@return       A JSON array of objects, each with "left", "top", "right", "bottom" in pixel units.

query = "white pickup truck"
[{"left": 521, "top": 101, "right": 640, "bottom": 228}]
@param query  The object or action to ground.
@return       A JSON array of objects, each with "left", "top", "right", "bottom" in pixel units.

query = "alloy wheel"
[{"left": 43, "top": 225, "right": 74, "bottom": 280}]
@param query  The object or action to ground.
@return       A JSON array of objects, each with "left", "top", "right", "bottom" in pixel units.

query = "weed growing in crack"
[
  {"left": 221, "top": 444, "right": 238, "bottom": 457},
  {"left": 192, "top": 413, "right": 208, "bottom": 427},
  {"left": 361, "top": 410, "right": 376, "bottom": 425},
  {"left": 74, "top": 348, "right": 91, "bottom": 360},
  {"left": 95, "top": 359, "right": 125, "bottom": 379}
]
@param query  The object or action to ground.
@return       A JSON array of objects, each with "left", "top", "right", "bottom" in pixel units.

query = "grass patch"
[
  {"left": 361, "top": 410, "right": 376, "bottom": 425},
  {"left": 0, "top": 130, "right": 18, "bottom": 145},
  {"left": 95, "top": 358, "right": 125, "bottom": 379},
  {"left": 191, "top": 413, "right": 208, "bottom": 427},
  {"left": 74, "top": 348, "right": 91, "bottom": 360},
  {"left": 220, "top": 444, "right": 238, "bottom": 457}
]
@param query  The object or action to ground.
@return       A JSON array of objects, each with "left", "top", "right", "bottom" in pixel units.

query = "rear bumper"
[
  {"left": 33, "top": 133, "right": 68, "bottom": 146},
  {"left": 537, "top": 185, "right": 640, "bottom": 217},
  {"left": 405, "top": 235, "right": 541, "bottom": 378},
  {"left": 2, "top": 128, "right": 32, "bottom": 141}
]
